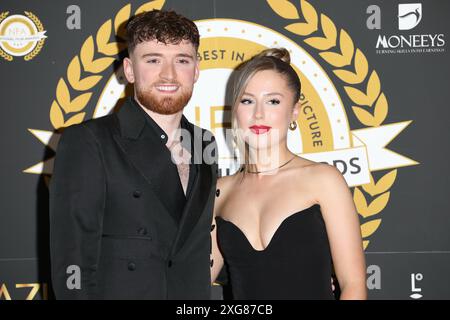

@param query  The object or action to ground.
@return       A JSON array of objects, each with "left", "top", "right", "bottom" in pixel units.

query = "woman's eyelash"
[
  {"left": 240, "top": 98, "right": 281, "bottom": 104},
  {"left": 269, "top": 99, "right": 280, "bottom": 104},
  {"left": 240, "top": 98, "right": 253, "bottom": 104}
]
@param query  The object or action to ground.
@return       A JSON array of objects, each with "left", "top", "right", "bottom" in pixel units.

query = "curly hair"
[{"left": 126, "top": 10, "right": 199, "bottom": 53}]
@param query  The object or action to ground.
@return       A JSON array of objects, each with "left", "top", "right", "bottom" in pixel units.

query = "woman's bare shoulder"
[
  {"left": 292, "top": 158, "right": 342, "bottom": 180},
  {"left": 291, "top": 160, "right": 346, "bottom": 195},
  {"left": 309, "top": 162, "right": 345, "bottom": 184},
  {"left": 303, "top": 162, "right": 351, "bottom": 210},
  {"left": 215, "top": 172, "right": 242, "bottom": 215}
]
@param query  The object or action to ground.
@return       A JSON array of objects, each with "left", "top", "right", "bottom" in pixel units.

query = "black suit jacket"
[{"left": 50, "top": 98, "right": 218, "bottom": 299}]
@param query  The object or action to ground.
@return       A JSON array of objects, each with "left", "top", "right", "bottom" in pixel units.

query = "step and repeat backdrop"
[{"left": 0, "top": 0, "right": 449, "bottom": 300}]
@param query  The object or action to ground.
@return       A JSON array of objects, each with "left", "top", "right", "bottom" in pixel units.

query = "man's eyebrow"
[
  {"left": 141, "top": 53, "right": 163, "bottom": 58},
  {"left": 176, "top": 53, "right": 195, "bottom": 59},
  {"left": 140, "top": 53, "right": 195, "bottom": 59}
]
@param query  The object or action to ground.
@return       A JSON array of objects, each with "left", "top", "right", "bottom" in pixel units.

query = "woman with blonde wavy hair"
[{"left": 210, "top": 48, "right": 367, "bottom": 299}]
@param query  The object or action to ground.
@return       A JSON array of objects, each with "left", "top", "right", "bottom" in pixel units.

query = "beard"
[{"left": 135, "top": 82, "right": 193, "bottom": 115}]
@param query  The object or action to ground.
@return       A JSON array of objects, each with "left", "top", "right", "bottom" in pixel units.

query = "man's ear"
[
  {"left": 123, "top": 57, "right": 135, "bottom": 83},
  {"left": 193, "top": 58, "right": 200, "bottom": 83}
]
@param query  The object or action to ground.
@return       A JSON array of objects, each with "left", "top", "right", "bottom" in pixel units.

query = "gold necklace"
[{"left": 246, "top": 156, "right": 296, "bottom": 174}]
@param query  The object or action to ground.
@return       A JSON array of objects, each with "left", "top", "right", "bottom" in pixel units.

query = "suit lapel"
[
  {"left": 113, "top": 98, "right": 185, "bottom": 224},
  {"left": 114, "top": 98, "right": 214, "bottom": 253},
  {"left": 171, "top": 126, "right": 213, "bottom": 255}
]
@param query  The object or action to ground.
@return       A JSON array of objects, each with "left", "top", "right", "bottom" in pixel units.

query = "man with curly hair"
[{"left": 50, "top": 10, "right": 217, "bottom": 299}]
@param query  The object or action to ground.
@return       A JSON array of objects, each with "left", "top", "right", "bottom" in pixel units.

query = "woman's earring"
[{"left": 289, "top": 121, "right": 297, "bottom": 131}]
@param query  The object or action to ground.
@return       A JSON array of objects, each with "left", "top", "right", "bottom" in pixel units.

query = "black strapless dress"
[{"left": 216, "top": 204, "right": 335, "bottom": 300}]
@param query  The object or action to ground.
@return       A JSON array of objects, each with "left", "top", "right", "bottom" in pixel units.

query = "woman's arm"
[
  {"left": 210, "top": 214, "right": 224, "bottom": 284},
  {"left": 210, "top": 178, "right": 225, "bottom": 285},
  {"left": 315, "top": 164, "right": 367, "bottom": 300}
]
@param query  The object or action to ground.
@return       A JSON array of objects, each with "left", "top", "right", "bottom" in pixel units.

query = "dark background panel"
[
  {"left": 365, "top": 252, "right": 450, "bottom": 300},
  {"left": 0, "top": 0, "right": 449, "bottom": 299}
]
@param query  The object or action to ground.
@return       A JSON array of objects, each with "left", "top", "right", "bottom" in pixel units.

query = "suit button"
[
  {"left": 168, "top": 260, "right": 173, "bottom": 268},
  {"left": 128, "top": 262, "right": 136, "bottom": 271},
  {"left": 133, "top": 190, "right": 141, "bottom": 198},
  {"left": 137, "top": 227, "right": 148, "bottom": 236}
]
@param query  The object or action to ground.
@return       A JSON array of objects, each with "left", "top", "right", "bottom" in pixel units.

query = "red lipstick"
[{"left": 249, "top": 125, "right": 272, "bottom": 135}]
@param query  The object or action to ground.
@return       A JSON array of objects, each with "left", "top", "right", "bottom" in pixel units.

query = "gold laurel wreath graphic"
[
  {"left": 24, "top": 11, "right": 45, "bottom": 61},
  {"left": 356, "top": 170, "right": 397, "bottom": 249},
  {"left": 0, "top": 11, "right": 13, "bottom": 61},
  {"left": 268, "top": 0, "right": 395, "bottom": 249},
  {"left": 49, "top": 0, "right": 165, "bottom": 130}
]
